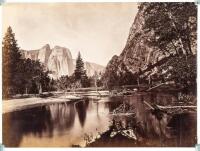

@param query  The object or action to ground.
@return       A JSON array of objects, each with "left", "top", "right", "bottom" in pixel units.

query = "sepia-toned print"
[{"left": 2, "top": 2, "right": 197, "bottom": 147}]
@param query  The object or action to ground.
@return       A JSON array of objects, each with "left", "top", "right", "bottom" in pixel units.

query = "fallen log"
[
  {"left": 146, "top": 83, "right": 165, "bottom": 92},
  {"left": 143, "top": 101, "right": 154, "bottom": 110},
  {"left": 156, "top": 105, "right": 197, "bottom": 109},
  {"left": 143, "top": 101, "right": 196, "bottom": 110}
]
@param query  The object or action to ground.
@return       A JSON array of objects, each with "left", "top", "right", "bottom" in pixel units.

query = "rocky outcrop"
[
  {"left": 21, "top": 44, "right": 104, "bottom": 79},
  {"left": 120, "top": 7, "right": 168, "bottom": 75},
  {"left": 47, "top": 46, "right": 73, "bottom": 79},
  {"left": 21, "top": 44, "right": 52, "bottom": 67},
  {"left": 103, "top": 4, "right": 170, "bottom": 85}
]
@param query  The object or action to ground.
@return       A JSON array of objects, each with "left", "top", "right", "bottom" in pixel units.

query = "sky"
[{"left": 2, "top": 3, "right": 138, "bottom": 66}]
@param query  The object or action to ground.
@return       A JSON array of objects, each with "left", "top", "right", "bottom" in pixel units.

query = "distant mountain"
[{"left": 21, "top": 44, "right": 104, "bottom": 79}]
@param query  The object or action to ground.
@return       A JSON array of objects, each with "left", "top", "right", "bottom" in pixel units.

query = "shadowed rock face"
[
  {"left": 21, "top": 44, "right": 52, "bottom": 66},
  {"left": 21, "top": 44, "right": 104, "bottom": 79},
  {"left": 104, "top": 6, "right": 169, "bottom": 80},
  {"left": 121, "top": 7, "right": 168, "bottom": 74}
]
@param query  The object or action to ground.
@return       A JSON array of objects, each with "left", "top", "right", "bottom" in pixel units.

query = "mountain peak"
[
  {"left": 42, "top": 44, "right": 50, "bottom": 49},
  {"left": 53, "top": 45, "right": 66, "bottom": 49},
  {"left": 21, "top": 45, "right": 105, "bottom": 79}
]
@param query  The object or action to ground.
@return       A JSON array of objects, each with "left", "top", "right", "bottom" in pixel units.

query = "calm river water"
[{"left": 3, "top": 92, "right": 197, "bottom": 147}]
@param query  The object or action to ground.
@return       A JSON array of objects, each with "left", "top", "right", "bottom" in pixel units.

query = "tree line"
[
  {"left": 55, "top": 53, "right": 103, "bottom": 91},
  {"left": 2, "top": 27, "right": 103, "bottom": 98},
  {"left": 2, "top": 27, "right": 55, "bottom": 98}
]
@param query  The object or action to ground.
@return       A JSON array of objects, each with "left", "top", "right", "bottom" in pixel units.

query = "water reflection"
[
  {"left": 3, "top": 92, "right": 197, "bottom": 147},
  {"left": 48, "top": 103, "right": 75, "bottom": 133},
  {"left": 75, "top": 99, "right": 89, "bottom": 127},
  {"left": 3, "top": 106, "right": 54, "bottom": 147}
]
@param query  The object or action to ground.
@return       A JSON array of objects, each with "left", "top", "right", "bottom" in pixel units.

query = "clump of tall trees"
[
  {"left": 2, "top": 27, "right": 53, "bottom": 98},
  {"left": 55, "top": 52, "right": 96, "bottom": 90}
]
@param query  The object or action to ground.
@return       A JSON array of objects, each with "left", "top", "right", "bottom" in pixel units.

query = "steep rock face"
[
  {"left": 47, "top": 46, "right": 74, "bottom": 79},
  {"left": 38, "top": 44, "right": 52, "bottom": 66},
  {"left": 21, "top": 44, "right": 52, "bottom": 67},
  {"left": 22, "top": 49, "right": 39, "bottom": 61},
  {"left": 104, "top": 5, "right": 168, "bottom": 83},
  {"left": 21, "top": 45, "right": 105, "bottom": 79},
  {"left": 120, "top": 6, "right": 167, "bottom": 74}
]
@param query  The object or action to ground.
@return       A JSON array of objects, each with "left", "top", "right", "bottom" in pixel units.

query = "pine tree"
[
  {"left": 2, "top": 26, "right": 22, "bottom": 97},
  {"left": 74, "top": 52, "right": 85, "bottom": 80},
  {"left": 74, "top": 52, "right": 89, "bottom": 87}
]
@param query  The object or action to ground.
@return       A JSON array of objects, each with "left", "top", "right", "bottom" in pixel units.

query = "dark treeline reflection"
[
  {"left": 3, "top": 92, "right": 197, "bottom": 147},
  {"left": 3, "top": 98, "right": 90, "bottom": 147},
  {"left": 47, "top": 103, "right": 75, "bottom": 132},
  {"left": 104, "top": 96, "right": 123, "bottom": 112},
  {"left": 75, "top": 98, "right": 89, "bottom": 127},
  {"left": 3, "top": 106, "right": 53, "bottom": 147},
  {"left": 132, "top": 93, "right": 196, "bottom": 146},
  {"left": 87, "top": 93, "right": 196, "bottom": 147}
]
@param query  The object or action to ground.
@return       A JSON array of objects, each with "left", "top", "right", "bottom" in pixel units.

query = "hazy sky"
[{"left": 3, "top": 3, "right": 138, "bottom": 66}]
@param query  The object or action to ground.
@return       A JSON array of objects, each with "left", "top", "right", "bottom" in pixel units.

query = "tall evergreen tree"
[
  {"left": 74, "top": 52, "right": 85, "bottom": 80},
  {"left": 2, "top": 26, "right": 22, "bottom": 97},
  {"left": 2, "top": 27, "right": 52, "bottom": 98},
  {"left": 74, "top": 52, "right": 89, "bottom": 87}
]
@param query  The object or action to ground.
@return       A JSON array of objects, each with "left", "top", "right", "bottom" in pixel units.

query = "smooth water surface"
[{"left": 3, "top": 92, "right": 197, "bottom": 147}]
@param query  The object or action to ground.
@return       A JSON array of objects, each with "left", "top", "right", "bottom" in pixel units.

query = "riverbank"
[
  {"left": 2, "top": 90, "right": 110, "bottom": 113},
  {"left": 2, "top": 95, "right": 72, "bottom": 114}
]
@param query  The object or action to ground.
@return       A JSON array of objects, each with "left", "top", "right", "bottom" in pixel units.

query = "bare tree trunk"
[
  {"left": 187, "top": 36, "right": 193, "bottom": 54},
  {"left": 168, "top": 12, "right": 188, "bottom": 55},
  {"left": 171, "top": 41, "right": 179, "bottom": 55},
  {"left": 186, "top": 23, "right": 193, "bottom": 54},
  {"left": 137, "top": 77, "right": 140, "bottom": 87}
]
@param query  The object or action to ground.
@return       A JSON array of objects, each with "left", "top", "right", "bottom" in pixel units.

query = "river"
[{"left": 3, "top": 92, "right": 197, "bottom": 147}]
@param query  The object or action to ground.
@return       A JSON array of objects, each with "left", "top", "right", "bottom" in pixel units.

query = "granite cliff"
[
  {"left": 103, "top": 4, "right": 176, "bottom": 87},
  {"left": 103, "top": 3, "right": 197, "bottom": 88},
  {"left": 21, "top": 44, "right": 104, "bottom": 79}
]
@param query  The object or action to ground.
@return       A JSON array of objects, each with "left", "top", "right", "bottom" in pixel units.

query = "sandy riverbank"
[
  {"left": 2, "top": 96, "right": 72, "bottom": 114},
  {"left": 2, "top": 91, "right": 110, "bottom": 113}
]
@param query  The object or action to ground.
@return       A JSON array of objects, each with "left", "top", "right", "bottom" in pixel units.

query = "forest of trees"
[
  {"left": 2, "top": 27, "right": 103, "bottom": 98},
  {"left": 2, "top": 27, "right": 54, "bottom": 98},
  {"left": 2, "top": 26, "right": 104, "bottom": 99},
  {"left": 55, "top": 52, "right": 103, "bottom": 90}
]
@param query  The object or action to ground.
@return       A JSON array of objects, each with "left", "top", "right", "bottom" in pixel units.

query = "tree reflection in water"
[
  {"left": 88, "top": 94, "right": 197, "bottom": 147},
  {"left": 3, "top": 93, "right": 197, "bottom": 147},
  {"left": 75, "top": 98, "right": 89, "bottom": 127},
  {"left": 47, "top": 103, "right": 76, "bottom": 133},
  {"left": 3, "top": 106, "right": 53, "bottom": 147}
]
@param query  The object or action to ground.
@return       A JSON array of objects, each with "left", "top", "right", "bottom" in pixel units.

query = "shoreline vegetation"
[{"left": 3, "top": 83, "right": 197, "bottom": 114}]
